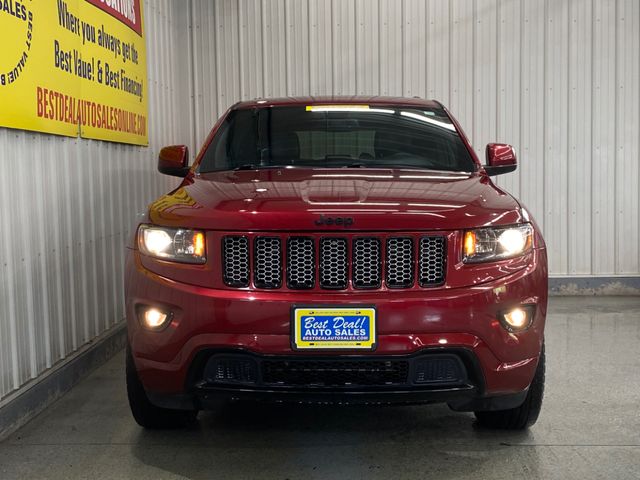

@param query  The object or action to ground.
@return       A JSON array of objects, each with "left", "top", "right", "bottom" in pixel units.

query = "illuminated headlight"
[
  {"left": 138, "top": 225, "right": 206, "bottom": 264},
  {"left": 463, "top": 224, "right": 533, "bottom": 263}
]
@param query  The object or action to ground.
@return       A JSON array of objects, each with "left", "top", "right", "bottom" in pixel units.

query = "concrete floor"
[{"left": 1, "top": 297, "right": 639, "bottom": 480}]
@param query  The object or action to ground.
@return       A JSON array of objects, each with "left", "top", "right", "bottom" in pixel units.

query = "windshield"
[{"left": 199, "top": 105, "right": 476, "bottom": 173}]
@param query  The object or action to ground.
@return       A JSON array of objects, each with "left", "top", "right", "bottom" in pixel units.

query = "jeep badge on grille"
[{"left": 315, "top": 215, "right": 354, "bottom": 227}]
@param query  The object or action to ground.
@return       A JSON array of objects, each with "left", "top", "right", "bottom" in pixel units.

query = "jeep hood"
[{"left": 148, "top": 168, "right": 524, "bottom": 231}]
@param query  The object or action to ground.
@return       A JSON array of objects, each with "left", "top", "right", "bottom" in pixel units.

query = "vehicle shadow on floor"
[{"left": 131, "top": 401, "right": 539, "bottom": 480}]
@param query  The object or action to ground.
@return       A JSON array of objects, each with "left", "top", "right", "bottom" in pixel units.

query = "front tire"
[
  {"left": 126, "top": 345, "right": 198, "bottom": 429},
  {"left": 474, "top": 344, "right": 545, "bottom": 430}
]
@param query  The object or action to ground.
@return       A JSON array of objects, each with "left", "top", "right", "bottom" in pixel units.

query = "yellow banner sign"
[{"left": 0, "top": 0, "right": 148, "bottom": 145}]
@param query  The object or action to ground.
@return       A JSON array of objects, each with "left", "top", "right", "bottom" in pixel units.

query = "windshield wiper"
[
  {"left": 233, "top": 164, "right": 261, "bottom": 170},
  {"left": 231, "top": 164, "right": 288, "bottom": 171},
  {"left": 353, "top": 163, "right": 469, "bottom": 173},
  {"left": 343, "top": 162, "right": 367, "bottom": 168}
]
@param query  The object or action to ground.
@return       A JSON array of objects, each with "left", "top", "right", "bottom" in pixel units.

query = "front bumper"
[
  {"left": 147, "top": 349, "right": 529, "bottom": 412},
  {"left": 149, "top": 379, "right": 528, "bottom": 412},
  {"left": 125, "top": 247, "right": 547, "bottom": 406}
]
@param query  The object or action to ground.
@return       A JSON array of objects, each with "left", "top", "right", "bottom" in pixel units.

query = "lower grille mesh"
[
  {"left": 262, "top": 359, "right": 410, "bottom": 387},
  {"left": 199, "top": 353, "right": 469, "bottom": 389},
  {"left": 414, "top": 356, "right": 465, "bottom": 384}
]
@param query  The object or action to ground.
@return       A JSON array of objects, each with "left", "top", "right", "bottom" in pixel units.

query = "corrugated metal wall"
[
  {"left": 190, "top": 0, "right": 640, "bottom": 277},
  {"left": 0, "top": 0, "right": 193, "bottom": 401}
]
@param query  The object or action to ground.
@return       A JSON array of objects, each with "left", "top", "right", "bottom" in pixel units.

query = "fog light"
[
  {"left": 139, "top": 307, "right": 171, "bottom": 331},
  {"left": 499, "top": 305, "right": 535, "bottom": 332}
]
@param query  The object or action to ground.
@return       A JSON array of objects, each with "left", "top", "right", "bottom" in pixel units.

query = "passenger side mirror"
[
  {"left": 158, "top": 145, "right": 190, "bottom": 177},
  {"left": 484, "top": 143, "right": 517, "bottom": 176}
]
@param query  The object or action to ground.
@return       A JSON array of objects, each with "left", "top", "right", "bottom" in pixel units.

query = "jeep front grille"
[{"left": 222, "top": 234, "right": 446, "bottom": 290}]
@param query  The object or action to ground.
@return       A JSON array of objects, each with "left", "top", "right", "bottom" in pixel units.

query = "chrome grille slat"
[
  {"left": 386, "top": 237, "right": 415, "bottom": 288},
  {"left": 254, "top": 237, "right": 282, "bottom": 289},
  {"left": 222, "top": 236, "right": 250, "bottom": 287},
  {"left": 320, "top": 238, "right": 348, "bottom": 289},
  {"left": 352, "top": 238, "right": 382, "bottom": 289},
  {"left": 419, "top": 236, "right": 447, "bottom": 286},
  {"left": 287, "top": 237, "right": 316, "bottom": 289}
]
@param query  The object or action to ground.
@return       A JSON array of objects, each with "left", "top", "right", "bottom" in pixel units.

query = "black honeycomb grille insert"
[
  {"left": 320, "top": 238, "right": 348, "bottom": 289},
  {"left": 419, "top": 236, "right": 446, "bottom": 286},
  {"left": 254, "top": 237, "right": 282, "bottom": 289},
  {"left": 222, "top": 236, "right": 249, "bottom": 287},
  {"left": 352, "top": 238, "right": 382, "bottom": 289},
  {"left": 386, "top": 237, "right": 415, "bottom": 288},
  {"left": 287, "top": 237, "right": 316, "bottom": 289}
]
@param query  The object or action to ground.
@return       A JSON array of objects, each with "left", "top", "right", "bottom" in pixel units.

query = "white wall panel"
[
  {"left": 568, "top": 0, "right": 593, "bottom": 274},
  {"left": 190, "top": 0, "right": 640, "bottom": 279},
  {"left": 0, "top": 0, "right": 192, "bottom": 401},
  {"left": 403, "top": 0, "right": 426, "bottom": 98},
  {"left": 544, "top": 0, "right": 570, "bottom": 274},
  {"left": 449, "top": 0, "right": 474, "bottom": 131},
  {"left": 286, "top": 0, "right": 310, "bottom": 96},
  {"left": 496, "top": 0, "right": 522, "bottom": 199},
  {"left": 379, "top": 0, "right": 403, "bottom": 96},
  {"left": 519, "top": 0, "right": 546, "bottom": 238},
  {"left": 592, "top": 0, "right": 617, "bottom": 274},
  {"left": 263, "top": 0, "right": 288, "bottom": 98},
  {"left": 355, "top": 0, "right": 380, "bottom": 95},
  {"left": 309, "top": 0, "right": 334, "bottom": 96},
  {"left": 615, "top": 0, "right": 639, "bottom": 273}
]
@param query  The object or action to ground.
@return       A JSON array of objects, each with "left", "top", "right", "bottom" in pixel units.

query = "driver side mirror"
[
  {"left": 484, "top": 143, "right": 517, "bottom": 176},
  {"left": 158, "top": 145, "right": 190, "bottom": 177}
]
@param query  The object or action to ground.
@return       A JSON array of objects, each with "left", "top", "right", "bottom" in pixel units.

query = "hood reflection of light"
[
  {"left": 311, "top": 174, "right": 394, "bottom": 179},
  {"left": 307, "top": 201, "right": 401, "bottom": 206},
  {"left": 407, "top": 203, "right": 465, "bottom": 209}
]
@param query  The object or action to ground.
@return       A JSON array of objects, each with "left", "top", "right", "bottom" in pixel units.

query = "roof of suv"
[{"left": 233, "top": 96, "right": 442, "bottom": 110}]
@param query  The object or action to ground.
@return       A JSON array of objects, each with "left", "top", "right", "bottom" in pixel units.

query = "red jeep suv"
[{"left": 125, "top": 97, "right": 547, "bottom": 430}]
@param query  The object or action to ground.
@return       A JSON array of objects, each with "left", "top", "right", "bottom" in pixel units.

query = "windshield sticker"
[{"left": 306, "top": 105, "right": 370, "bottom": 112}]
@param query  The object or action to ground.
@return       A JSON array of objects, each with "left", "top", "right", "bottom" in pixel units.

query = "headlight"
[
  {"left": 463, "top": 224, "right": 533, "bottom": 263},
  {"left": 138, "top": 225, "right": 206, "bottom": 264}
]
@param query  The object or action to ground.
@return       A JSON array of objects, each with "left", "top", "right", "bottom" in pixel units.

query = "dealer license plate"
[{"left": 292, "top": 306, "right": 376, "bottom": 350}]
